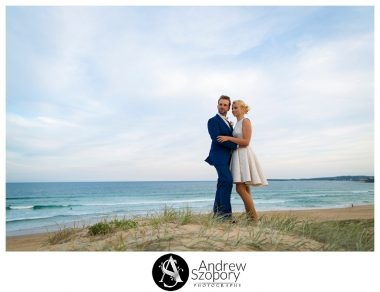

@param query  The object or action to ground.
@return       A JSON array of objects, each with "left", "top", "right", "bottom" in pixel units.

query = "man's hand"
[{"left": 217, "top": 136, "right": 230, "bottom": 143}]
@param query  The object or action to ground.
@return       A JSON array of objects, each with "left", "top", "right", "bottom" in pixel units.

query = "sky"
[{"left": 6, "top": 6, "right": 374, "bottom": 182}]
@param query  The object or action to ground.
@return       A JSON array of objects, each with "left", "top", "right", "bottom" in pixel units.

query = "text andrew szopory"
[{"left": 191, "top": 260, "right": 247, "bottom": 284}]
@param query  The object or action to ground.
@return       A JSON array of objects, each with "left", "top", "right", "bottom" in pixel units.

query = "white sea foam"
[{"left": 8, "top": 205, "right": 34, "bottom": 209}]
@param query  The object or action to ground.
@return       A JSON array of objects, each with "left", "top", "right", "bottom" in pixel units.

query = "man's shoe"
[{"left": 222, "top": 217, "right": 237, "bottom": 224}]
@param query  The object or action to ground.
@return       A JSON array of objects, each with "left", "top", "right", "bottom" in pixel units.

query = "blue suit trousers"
[{"left": 213, "top": 163, "right": 233, "bottom": 218}]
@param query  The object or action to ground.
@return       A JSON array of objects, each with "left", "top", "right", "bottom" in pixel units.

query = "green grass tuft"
[
  {"left": 88, "top": 222, "right": 113, "bottom": 236},
  {"left": 88, "top": 218, "right": 138, "bottom": 236},
  {"left": 178, "top": 207, "right": 193, "bottom": 225},
  {"left": 109, "top": 218, "right": 138, "bottom": 230}
]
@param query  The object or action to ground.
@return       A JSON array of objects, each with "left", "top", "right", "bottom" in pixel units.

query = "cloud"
[{"left": 6, "top": 7, "right": 374, "bottom": 181}]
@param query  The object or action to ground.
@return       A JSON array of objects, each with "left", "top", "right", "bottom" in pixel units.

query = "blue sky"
[{"left": 6, "top": 6, "right": 374, "bottom": 182}]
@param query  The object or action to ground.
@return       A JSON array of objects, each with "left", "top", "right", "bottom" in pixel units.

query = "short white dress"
[{"left": 230, "top": 118, "right": 268, "bottom": 186}]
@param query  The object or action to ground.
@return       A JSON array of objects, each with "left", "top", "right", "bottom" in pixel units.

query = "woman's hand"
[{"left": 217, "top": 136, "right": 230, "bottom": 143}]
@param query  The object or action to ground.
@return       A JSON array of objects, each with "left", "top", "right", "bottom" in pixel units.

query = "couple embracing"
[{"left": 205, "top": 95, "right": 268, "bottom": 222}]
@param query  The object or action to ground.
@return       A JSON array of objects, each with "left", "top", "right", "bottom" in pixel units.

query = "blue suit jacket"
[{"left": 205, "top": 115, "right": 237, "bottom": 166}]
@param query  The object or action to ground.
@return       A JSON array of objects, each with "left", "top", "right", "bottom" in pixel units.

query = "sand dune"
[{"left": 6, "top": 205, "right": 374, "bottom": 251}]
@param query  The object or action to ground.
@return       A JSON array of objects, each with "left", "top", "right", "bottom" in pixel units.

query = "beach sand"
[
  {"left": 258, "top": 204, "right": 374, "bottom": 222},
  {"left": 6, "top": 204, "right": 374, "bottom": 251}
]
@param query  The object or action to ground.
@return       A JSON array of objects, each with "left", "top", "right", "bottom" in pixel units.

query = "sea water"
[{"left": 6, "top": 180, "right": 374, "bottom": 235}]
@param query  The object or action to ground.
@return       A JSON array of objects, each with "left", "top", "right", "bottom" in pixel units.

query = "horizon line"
[{"left": 5, "top": 175, "right": 374, "bottom": 184}]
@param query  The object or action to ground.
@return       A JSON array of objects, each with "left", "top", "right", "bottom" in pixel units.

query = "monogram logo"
[{"left": 152, "top": 253, "right": 189, "bottom": 291}]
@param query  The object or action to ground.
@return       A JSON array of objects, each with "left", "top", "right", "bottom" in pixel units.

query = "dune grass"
[
  {"left": 258, "top": 215, "right": 374, "bottom": 251},
  {"left": 88, "top": 218, "right": 138, "bottom": 236},
  {"left": 298, "top": 219, "right": 374, "bottom": 251},
  {"left": 47, "top": 227, "right": 78, "bottom": 245},
  {"left": 45, "top": 207, "right": 374, "bottom": 251}
]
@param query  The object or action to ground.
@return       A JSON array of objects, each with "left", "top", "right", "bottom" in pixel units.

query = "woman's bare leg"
[
  {"left": 236, "top": 183, "right": 258, "bottom": 220},
  {"left": 245, "top": 185, "right": 258, "bottom": 220}
]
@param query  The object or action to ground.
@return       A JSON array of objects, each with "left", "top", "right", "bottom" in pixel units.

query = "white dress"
[{"left": 230, "top": 118, "right": 268, "bottom": 186}]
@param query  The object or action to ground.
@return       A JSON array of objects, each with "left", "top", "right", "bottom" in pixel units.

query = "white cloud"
[{"left": 6, "top": 7, "right": 374, "bottom": 181}]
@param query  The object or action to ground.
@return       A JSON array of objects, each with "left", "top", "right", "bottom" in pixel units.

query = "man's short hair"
[{"left": 218, "top": 95, "right": 231, "bottom": 107}]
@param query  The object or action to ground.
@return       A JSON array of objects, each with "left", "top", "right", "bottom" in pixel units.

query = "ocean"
[{"left": 6, "top": 180, "right": 374, "bottom": 236}]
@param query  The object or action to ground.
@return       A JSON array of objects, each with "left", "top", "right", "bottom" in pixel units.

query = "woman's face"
[{"left": 231, "top": 103, "right": 242, "bottom": 117}]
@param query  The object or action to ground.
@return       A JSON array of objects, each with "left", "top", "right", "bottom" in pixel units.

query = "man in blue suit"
[{"left": 205, "top": 95, "right": 238, "bottom": 219}]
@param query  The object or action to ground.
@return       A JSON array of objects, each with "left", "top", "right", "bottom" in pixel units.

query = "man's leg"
[
  {"left": 213, "top": 166, "right": 221, "bottom": 214},
  {"left": 213, "top": 186, "right": 220, "bottom": 214},
  {"left": 214, "top": 164, "right": 233, "bottom": 218}
]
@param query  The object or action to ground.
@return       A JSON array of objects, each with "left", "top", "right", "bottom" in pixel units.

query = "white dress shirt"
[{"left": 217, "top": 113, "right": 231, "bottom": 128}]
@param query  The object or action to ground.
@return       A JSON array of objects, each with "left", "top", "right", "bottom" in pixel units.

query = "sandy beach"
[
  {"left": 257, "top": 204, "right": 374, "bottom": 222},
  {"left": 6, "top": 204, "right": 374, "bottom": 251}
]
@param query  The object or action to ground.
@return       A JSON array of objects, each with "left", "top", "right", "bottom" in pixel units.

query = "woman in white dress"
[{"left": 217, "top": 100, "right": 268, "bottom": 221}]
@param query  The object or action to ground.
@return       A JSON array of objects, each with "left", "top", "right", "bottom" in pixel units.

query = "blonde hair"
[{"left": 233, "top": 100, "right": 250, "bottom": 114}]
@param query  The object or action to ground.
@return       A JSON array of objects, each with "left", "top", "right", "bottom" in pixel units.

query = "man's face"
[{"left": 217, "top": 99, "right": 230, "bottom": 116}]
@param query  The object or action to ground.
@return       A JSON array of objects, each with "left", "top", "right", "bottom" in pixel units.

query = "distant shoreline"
[
  {"left": 268, "top": 176, "right": 374, "bottom": 182},
  {"left": 5, "top": 175, "right": 376, "bottom": 183}
]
